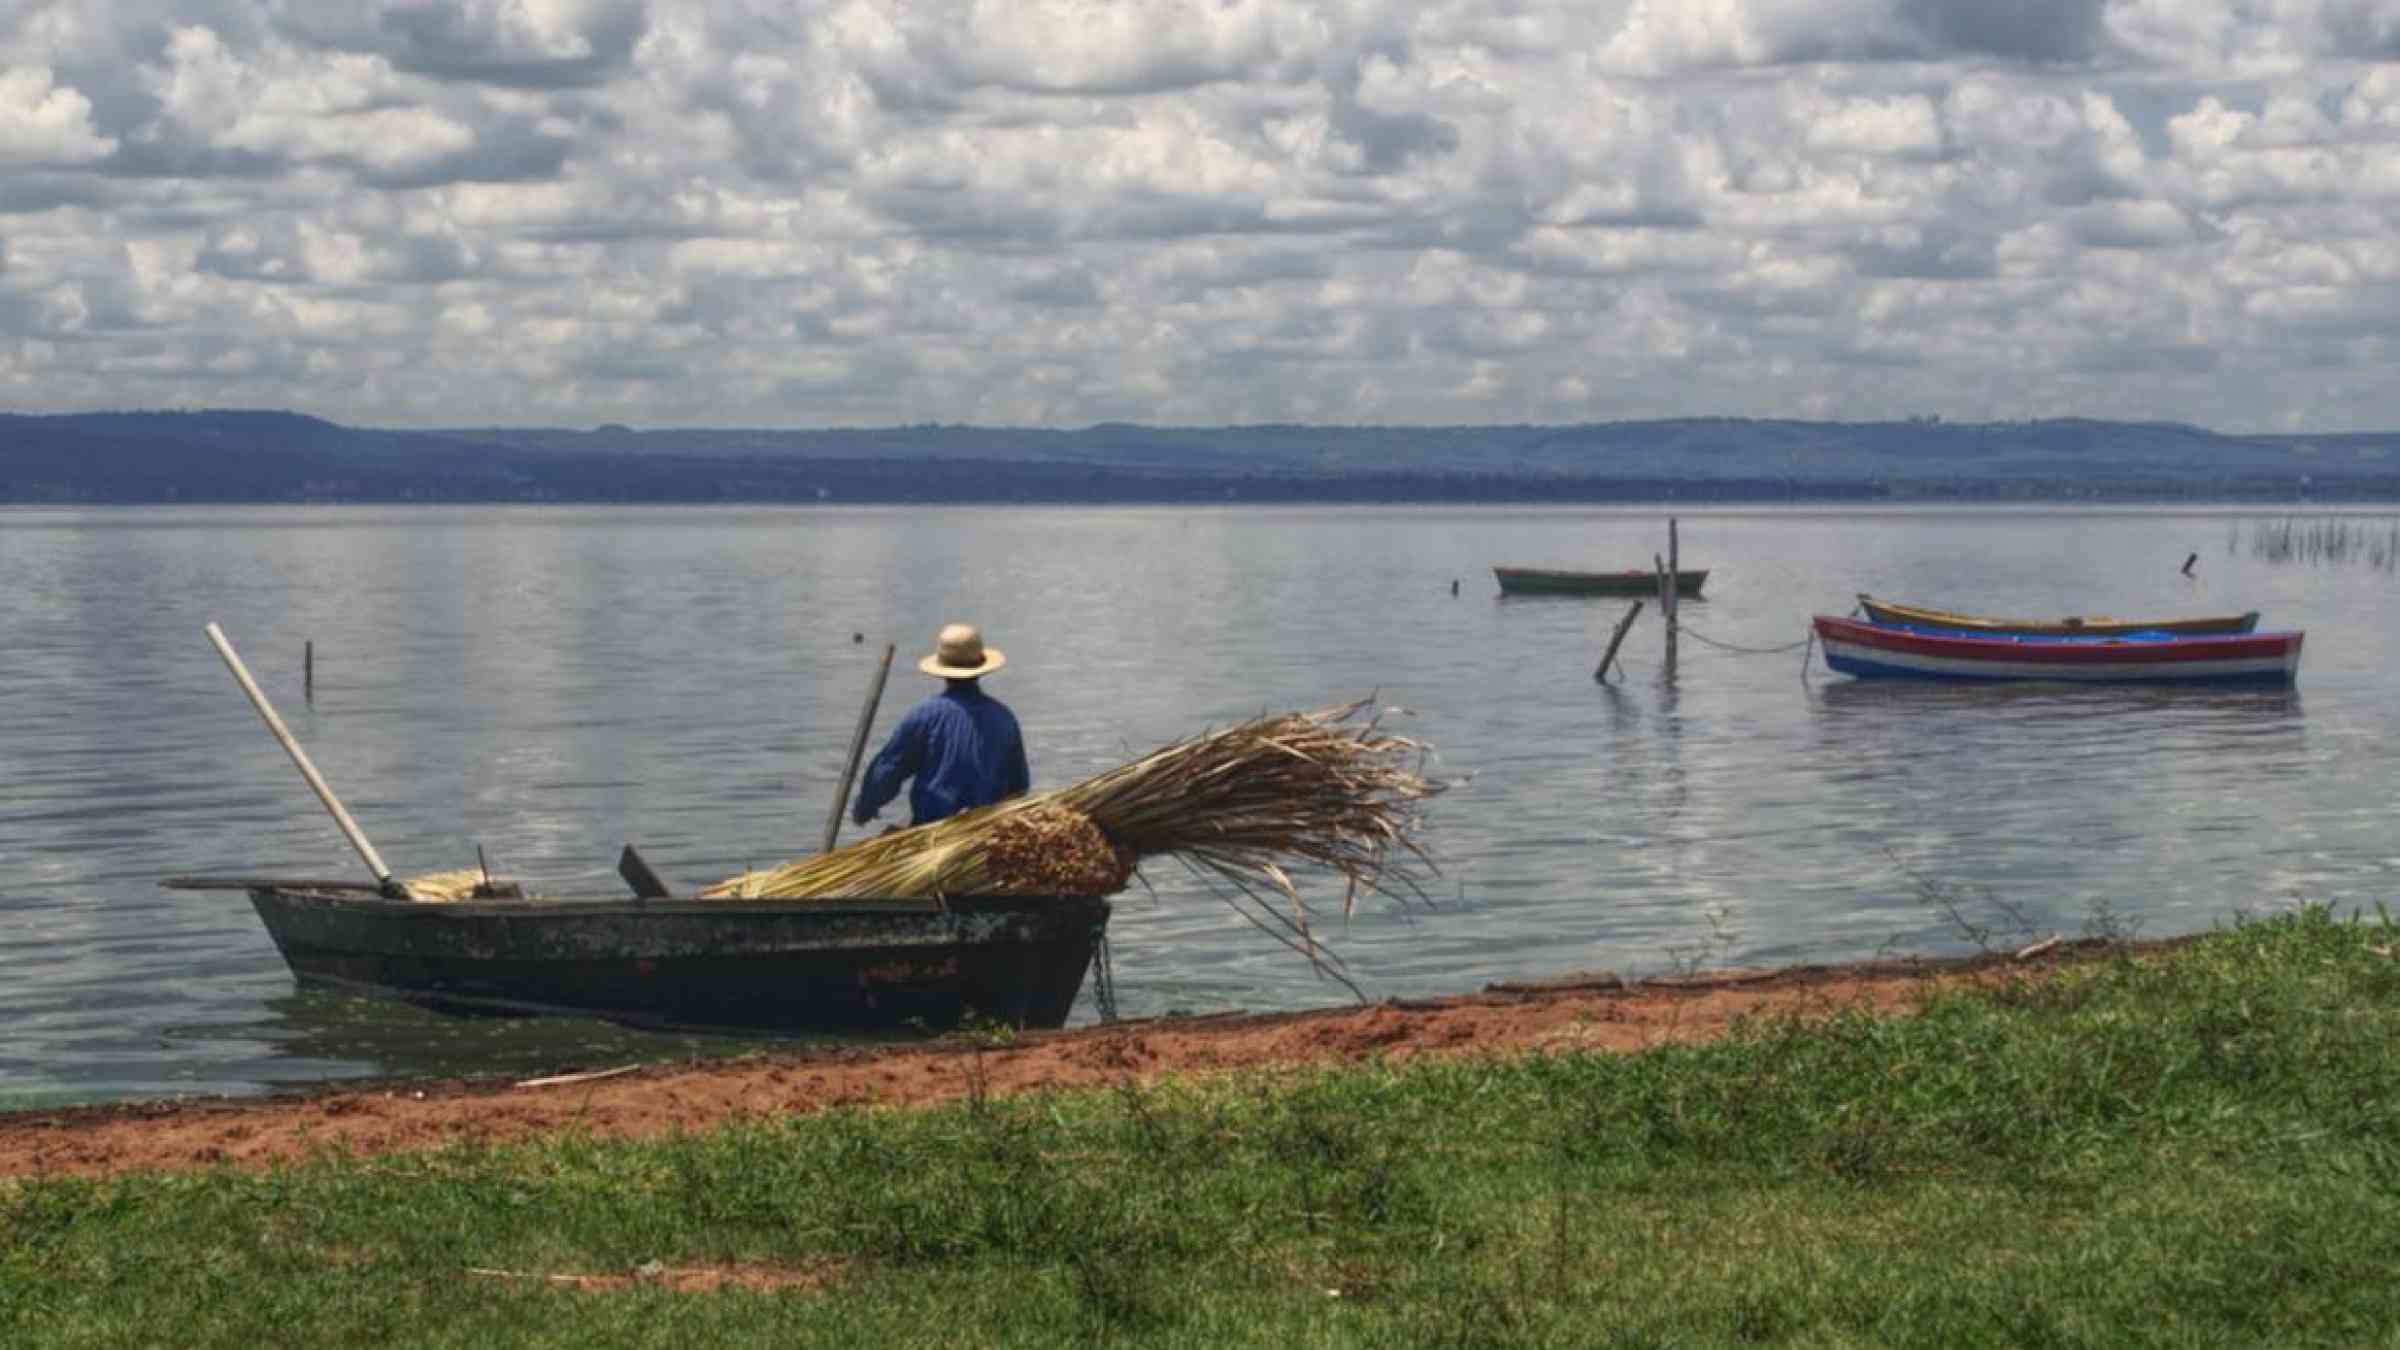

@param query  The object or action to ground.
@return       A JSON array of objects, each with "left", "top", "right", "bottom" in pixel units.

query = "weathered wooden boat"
[
  {"left": 176, "top": 879, "right": 1109, "bottom": 1033},
  {"left": 1495, "top": 566, "right": 1708, "bottom": 597},
  {"left": 1813, "top": 615, "right": 2303, "bottom": 684},
  {"left": 1857, "top": 594, "right": 2260, "bottom": 637}
]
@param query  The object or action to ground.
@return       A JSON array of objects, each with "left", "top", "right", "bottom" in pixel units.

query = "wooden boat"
[
  {"left": 1813, "top": 615, "right": 2302, "bottom": 684},
  {"left": 1495, "top": 566, "right": 1708, "bottom": 597},
  {"left": 1857, "top": 594, "right": 2260, "bottom": 637},
  {"left": 173, "top": 879, "right": 1108, "bottom": 1033}
]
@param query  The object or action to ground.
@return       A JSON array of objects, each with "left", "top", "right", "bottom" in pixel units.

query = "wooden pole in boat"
[
  {"left": 1594, "top": 600, "right": 1644, "bottom": 683},
  {"left": 823, "top": 641, "right": 898, "bottom": 854},
  {"left": 203, "top": 622, "right": 408, "bottom": 899},
  {"left": 617, "top": 844, "right": 674, "bottom": 900}
]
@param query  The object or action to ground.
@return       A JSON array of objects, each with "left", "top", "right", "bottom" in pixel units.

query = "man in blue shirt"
[{"left": 851, "top": 623, "right": 1030, "bottom": 829}]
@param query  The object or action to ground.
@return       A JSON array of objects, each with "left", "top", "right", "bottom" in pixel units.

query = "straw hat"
[{"left": 919, "top": 622, "right": 1006, "bottom": 678}]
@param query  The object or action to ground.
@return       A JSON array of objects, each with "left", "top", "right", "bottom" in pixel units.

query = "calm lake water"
[{"left": 4, "top": 503, "right": 2397, "bottom": 1108}]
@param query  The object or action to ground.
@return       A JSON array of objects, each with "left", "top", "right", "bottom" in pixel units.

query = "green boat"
[
  {"left": 165, "top": 877, "right": 1108, "bottom": 1034},
  {"left": 1493, "top": 566, "right": 1708, "bottom": 597}
]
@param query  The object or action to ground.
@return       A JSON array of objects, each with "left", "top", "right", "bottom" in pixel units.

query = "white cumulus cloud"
[{"left": 0, "top": 66, "right": 116, "bottom": 164}]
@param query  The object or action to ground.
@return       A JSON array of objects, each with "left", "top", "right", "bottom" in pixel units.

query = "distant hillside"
[{"left": 3, "top": 410, "right": 2397, "bottom": 504}]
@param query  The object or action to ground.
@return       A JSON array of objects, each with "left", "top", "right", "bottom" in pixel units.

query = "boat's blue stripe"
[
  {"left": 1822, "top": 650, "right": 2294, "bottom": 684},
  {"left": 1869, "top": 621, "right": 2186, "bottom": 644}
]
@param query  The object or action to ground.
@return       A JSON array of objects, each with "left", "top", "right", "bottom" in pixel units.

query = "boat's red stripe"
[{"left": 1812, "top": 616, "right": 2299, "bottom": 665}]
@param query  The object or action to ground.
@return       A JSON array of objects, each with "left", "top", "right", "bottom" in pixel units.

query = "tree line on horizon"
[{"left": 2, "top": 409, "right": 2396, "bottom": 505}]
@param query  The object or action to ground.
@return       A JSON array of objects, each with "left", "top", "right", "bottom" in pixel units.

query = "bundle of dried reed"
[
  {"left": 702, "top": 701, "right": 1444, "bottom": 980},
  {"left": 399, "top": 868, "right": 488, "bottom": 901},
  {"left": 978, "top": 804, "right": 1138, "bottom": 896}
]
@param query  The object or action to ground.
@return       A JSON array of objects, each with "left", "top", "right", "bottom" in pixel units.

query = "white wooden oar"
[{"left": 204, "top": 622, "right": 410, "bottom": 899}]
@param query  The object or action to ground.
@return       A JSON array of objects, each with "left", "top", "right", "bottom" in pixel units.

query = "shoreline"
[{"left": 0, "top": 932, "right": 2172, "bottom": 1180}]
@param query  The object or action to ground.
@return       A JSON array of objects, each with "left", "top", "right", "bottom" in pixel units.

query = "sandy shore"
[{"left": 0, "top": 937, "right": 2139, "bottom": 1179}]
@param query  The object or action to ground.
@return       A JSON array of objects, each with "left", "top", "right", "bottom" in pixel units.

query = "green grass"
[{"left": 7, "top": 906, "right": 2400, "bottom": 1347}]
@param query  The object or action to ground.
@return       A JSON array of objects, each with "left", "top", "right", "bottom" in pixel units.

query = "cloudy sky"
[{"left": 2, "top": 1, "right": 2397, "bottom": 432}]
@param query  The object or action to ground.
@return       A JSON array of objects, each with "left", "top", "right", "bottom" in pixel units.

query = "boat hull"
[
  {"left": 1814, "top": 615, "right": 2302, "bottom": 684},
  {"left": 1495, "top": 566, "right": 1707, "bottom": 597},
  {"left": 247, "top": 888, "right": 1108, "bottom": 1033},
  {"left": 1857, "top": 594, "right": 2259, "bottom": 637}
]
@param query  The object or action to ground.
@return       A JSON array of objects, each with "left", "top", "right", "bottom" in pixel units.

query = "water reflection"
[
  {"left": 1807, "top": 675, "right": 2305, "bottom": 723},
  {"left": 1492, "top": 593, "right": 1710, "bottom": 608},
  {"left": 222, "top": 989, "right": 823, "bottom": 1089},
  {"left": 1794, "top": 673, "right": 2317, "bottom": 955}
]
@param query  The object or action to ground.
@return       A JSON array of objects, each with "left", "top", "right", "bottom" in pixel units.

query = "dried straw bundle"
[
  {"left": 980, "top": 805, "right": 1138, "bottom": 896},
  {"left": 702, "top": 701, "right": 1443, "bottom": 973},
  {"left": 400, "top": 868, "right": 489, "bottom": 902}
]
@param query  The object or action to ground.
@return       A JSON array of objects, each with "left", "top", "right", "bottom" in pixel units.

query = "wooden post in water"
[
  {"left": 1655, "top": 556, "right": 1676, "bottom": 682},
  {"left": 303, "top": 640, "right": 314, "bottom": 702},
  {"left": 1594, "top": 600, "right": 1644, "bottom": 683},
  {"left": 1667, "top": 517, "right": 1680, "bottom": 676}
]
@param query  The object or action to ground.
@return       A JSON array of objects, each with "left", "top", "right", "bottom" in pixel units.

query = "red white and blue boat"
[{"left": 1813, "top": 615, "right": 2303, "bottom": 685}]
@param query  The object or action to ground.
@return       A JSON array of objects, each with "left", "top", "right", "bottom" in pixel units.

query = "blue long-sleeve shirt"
[{"left": 850, "top": 682, "right": 1030, "bottom": 827}]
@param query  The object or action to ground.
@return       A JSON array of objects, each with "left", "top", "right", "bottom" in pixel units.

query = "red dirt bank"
[{"left": 0, "top": 943, "right": 2122, "bottom": 1180}]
